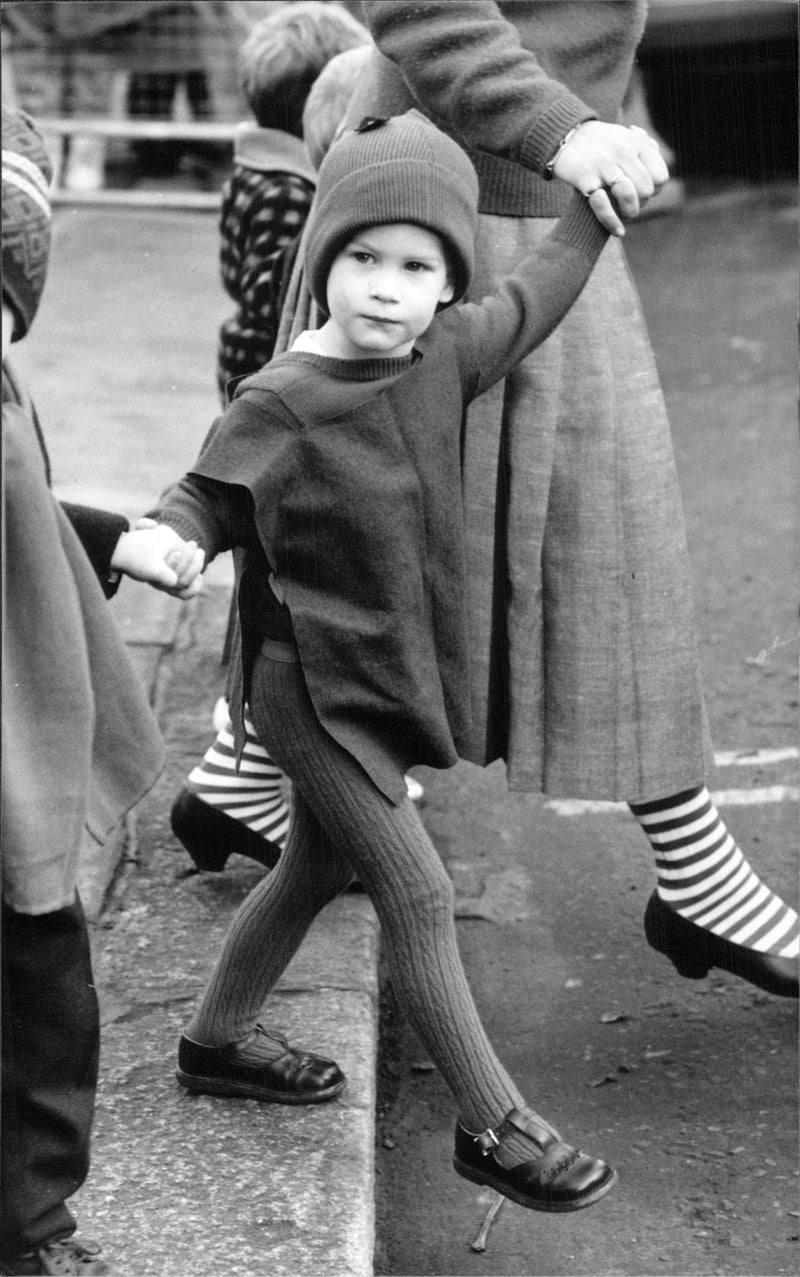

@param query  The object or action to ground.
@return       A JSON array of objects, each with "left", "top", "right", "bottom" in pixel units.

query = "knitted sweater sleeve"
[
  {"left": 147, "top": 393, "right": 297, "bottom": 557},
  {"left": 362, "top": 0, "right": 595, "bottom": 173},
  {"left": 450, "top": 192, "right": 609, "bottom": 398}
]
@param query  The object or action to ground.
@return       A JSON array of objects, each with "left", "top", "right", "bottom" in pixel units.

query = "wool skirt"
[{"left": 460, "top": 216, "right": 712, "bottom": 802}]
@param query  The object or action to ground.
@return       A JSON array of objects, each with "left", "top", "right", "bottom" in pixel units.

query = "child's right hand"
[{"left": 111, "top": 520, "right": 205, "bottom": 599}]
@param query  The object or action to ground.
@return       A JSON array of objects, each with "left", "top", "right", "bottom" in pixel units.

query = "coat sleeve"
[
  {"left": 61, "top": 503, "right": 129, "bottom": 596},
  {"left": 362, "top": 0, "right": 595, "bottom": 173}
]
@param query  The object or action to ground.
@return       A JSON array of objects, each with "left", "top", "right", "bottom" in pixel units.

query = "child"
[
  {"left": 170, "top": 1, "right": 370, "bottom": 876},
  {"left": 1, "top": 106, "right": 199, "bottom": 1277},
  {"left": 121, "top": 111, "right": 621, "bottom": 1215},
  {"left": 216, "top": 1, "right": 368, "bottom": 394}
]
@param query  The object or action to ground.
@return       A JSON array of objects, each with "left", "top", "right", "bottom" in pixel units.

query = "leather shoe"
[
  {"left": 453, "top": 1107, "right": 617, "bottom": 1213},
  {"left": 176, "top": 1024, "right": 346, "bottom": 1104},
  {"left": 170, "top": 787, "right": 282, "bottom": 873},
  {"left": 644, "top": 890, "right": 798, "bottom": 998}
]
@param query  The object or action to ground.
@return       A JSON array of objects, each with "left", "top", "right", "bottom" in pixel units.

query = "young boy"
[
  {"left": 170, "top": 1, "right": 371, "bottom": 875},
  {"left": 123, "top": 112, "right": 618, "bottom": 1217}
]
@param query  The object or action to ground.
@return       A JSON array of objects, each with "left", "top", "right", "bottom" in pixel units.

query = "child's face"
[{"left": 320, "top": 223, "right": 454, "bottom": 360}]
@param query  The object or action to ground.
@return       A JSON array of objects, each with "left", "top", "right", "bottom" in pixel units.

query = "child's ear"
[{"left": 440, "top": 278, "right": 455, "bottom": 305}]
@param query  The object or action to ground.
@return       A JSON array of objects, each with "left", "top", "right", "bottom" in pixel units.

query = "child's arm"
[
  {"left": 451, "top": 191, "right": 611, "bottom": 400},
  {"left": 110, "top": 521, "right": 205, "bottom": 599}
]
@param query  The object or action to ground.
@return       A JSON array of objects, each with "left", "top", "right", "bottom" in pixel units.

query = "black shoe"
[
  {"left": 644, "top": 890, "right": 798, "bottom": 998},
  {"left": 176, "top": 1024, "right": 346, "bottom": 1104},
  {"left": 170, "top": 786, "right": 282, "bottom": 873},
  {"left": 453, "top": 1107, "right": 617, "bottom": 1213},
  {"left": 0, "top": 1237, "right": 110, "bottom": 1275}
]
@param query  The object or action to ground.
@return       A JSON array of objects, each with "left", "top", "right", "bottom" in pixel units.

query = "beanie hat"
[
  {"left": 304, "top": 111, "right": 479, "bottom": 313},
  {"left": 2, "top": 108, "right": 52, "bottom": 342}
]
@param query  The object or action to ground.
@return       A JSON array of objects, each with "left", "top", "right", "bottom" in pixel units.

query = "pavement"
[{"left": 13, "top": 205, "right": 380, "bottom": 1277}]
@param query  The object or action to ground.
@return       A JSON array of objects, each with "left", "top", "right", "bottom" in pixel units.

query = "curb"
[{"left": 79, "top": 578, "right": 381, "bottom": 1275}]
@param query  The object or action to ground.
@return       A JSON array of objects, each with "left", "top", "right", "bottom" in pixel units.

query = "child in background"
[
  {"left": 216, "top": 1, "right": 368, "bottom": 395},
  {"left": 170, "top": 1, "right": 369, "bottom": 875},
  {"left": 122, "top": 111, "right": 620, "bottom": 1218}
]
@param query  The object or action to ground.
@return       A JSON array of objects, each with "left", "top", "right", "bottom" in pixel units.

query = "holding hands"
[
  {"left": 111, "top": 518, "right": 205, "bottom": 599},
  {"left": 552, "top": 122, "right": 670, "bottom": 237}
]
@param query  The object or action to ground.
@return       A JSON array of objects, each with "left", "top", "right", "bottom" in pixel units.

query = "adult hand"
[{"left": 552, "top": 121, "right": 670, "bottom": 236}]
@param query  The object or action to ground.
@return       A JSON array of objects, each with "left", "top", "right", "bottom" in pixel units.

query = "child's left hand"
[{"left": 111, "top": 520, "right": 205, "bottom": 599}]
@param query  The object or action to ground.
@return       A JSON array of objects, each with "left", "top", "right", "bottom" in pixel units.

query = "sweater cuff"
[
  {"left": 550, "top": 190, "right": 611, "bottom": 260},
  {"left": 520, "top": 97, "right": 597, "bottom": 175},
  {"left": 145, "top": 509, "right": 204, "bottom": 547}
]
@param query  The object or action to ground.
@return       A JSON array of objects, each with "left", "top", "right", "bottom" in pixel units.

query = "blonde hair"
[
  {"left": 239, "top": 2, "right": 369, "bottom": 134},
  {"left": 302, "top": 43, "right": 374, "bottom": 170}
]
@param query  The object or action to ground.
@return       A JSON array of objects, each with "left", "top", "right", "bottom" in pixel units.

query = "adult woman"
[{"left": 335, "top": 0, "right": 798, "bottom": 995}]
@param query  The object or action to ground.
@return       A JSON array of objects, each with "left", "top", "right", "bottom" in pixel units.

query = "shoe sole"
[
  {"left": 176, "top": 1068, "right": 346, "bottom": 1105},
  {"left": 453, "top": 1156, "right": 618, "bottom": 1213}
]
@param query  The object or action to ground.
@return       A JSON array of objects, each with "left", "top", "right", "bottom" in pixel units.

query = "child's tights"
[{"left": 186, "top": 643, "right": 538, "bottom": 1163}]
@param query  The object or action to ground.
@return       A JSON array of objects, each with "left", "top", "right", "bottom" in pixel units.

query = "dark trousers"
[
  {"left": 1, "top": 897, "right": 99, "bottom": 1257},
  {"left": 126, "top": 71, "right": 214, "bottom": 173}
]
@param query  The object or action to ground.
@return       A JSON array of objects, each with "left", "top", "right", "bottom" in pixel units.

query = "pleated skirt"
[{"left": 460, "top": 216, "right": 712, "bottom": 801}]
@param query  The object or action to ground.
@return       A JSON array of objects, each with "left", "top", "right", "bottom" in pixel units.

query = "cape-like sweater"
[
  {"left": 153, "top": 194, "right": 607, "bottom": 802},
  {"left": 352, "top": 0, "right": 648, "bottom": 217}
]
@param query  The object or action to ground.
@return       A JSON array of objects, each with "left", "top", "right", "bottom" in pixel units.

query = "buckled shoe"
[
  {"left": 453, "top": 1106, "right": 617, "bottom": 1213},
  {"left": 176, "top": 1024, "right": 346, "bottom": 1103}
]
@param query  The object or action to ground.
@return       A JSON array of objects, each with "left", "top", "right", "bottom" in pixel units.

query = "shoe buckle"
[{"left": 473, "top": 1126, "right": 501, "bottom": 1156}]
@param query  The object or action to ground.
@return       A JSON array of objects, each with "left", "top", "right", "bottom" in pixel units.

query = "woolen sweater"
[
  {"left": 152, "top": 193, "right": 607, "bottom": 802},
  {"left": 352, "top": 0, "right": 648, "bottom": 216}
]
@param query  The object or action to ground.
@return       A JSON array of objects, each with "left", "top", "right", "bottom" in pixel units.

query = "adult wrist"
[{"left": 544, "top": 123, "right": 584, "bottom": 181}]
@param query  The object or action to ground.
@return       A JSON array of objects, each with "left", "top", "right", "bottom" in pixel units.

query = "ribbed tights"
[{"left": 186, "top": 647, "right": 547, "bottom": 1168}]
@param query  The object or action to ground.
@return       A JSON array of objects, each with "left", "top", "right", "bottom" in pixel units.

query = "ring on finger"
[
  {"left": 584, "top": 184, "right": 602, "bottom": 198},
  {"left": 608, "top": 170, "right": 627, "bottom": 188}
]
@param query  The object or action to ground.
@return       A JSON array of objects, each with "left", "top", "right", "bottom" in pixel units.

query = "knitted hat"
[
  {"left": 2, "top": 108, "right": 52, "bottom": 342},
  {"left": 305, "top": 111, "right": 478, "bottom": 313}
]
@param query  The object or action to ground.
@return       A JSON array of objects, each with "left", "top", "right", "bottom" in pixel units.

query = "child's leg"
[
  {"left": 185, "top": 786, "right": 354, "bottom": 1049},
  {"left": 225, "top": 653, "right": 606, "bottom": 1168},
  {"left": 186, "top": 708, "right": 291, "bottom": 845},
  {"left": 630, "top": 787, "right": 798, "bottom": 992},
  {"left": 185, "top": 689, "right": 525, "bottom": 1134},
  {"left": 170, "top": 708, "right": 291, "bottom": 872},
  {"left": 172, "top": 706, "right": 422, "bottom": 873},
  {"left": 180, "top": 648, "right": 615, "bottom": 1207}
]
